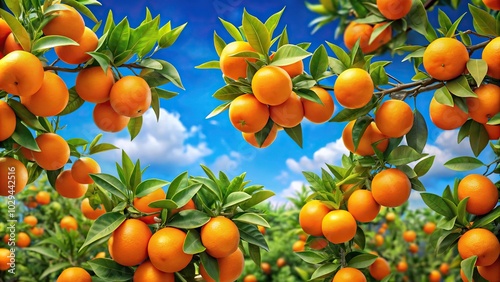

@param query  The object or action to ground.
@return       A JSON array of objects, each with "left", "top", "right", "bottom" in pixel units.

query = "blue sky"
[{"left": 51, "top": 0, "right": 497, "bottom": 208}]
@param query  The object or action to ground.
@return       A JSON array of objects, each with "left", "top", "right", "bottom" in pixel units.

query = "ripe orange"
[
  {"left": 429, "top": 97, "right": 468, "bottom": 130},
  {"left": 371, "top": 168, "right": 411, "bottom": 207},
  {"left": 423, "top": 37, "right": 469, "bottom": 81},
  {"left": 342, "top": 120, "right": 389, "bottom": 156},
  {"left": 252, "top": 66, "right": 292, "bottom": 106},
  {"left": 347, "top": 189, "right": 381, "bottom": 222},
  {"left": 0, "top": 50, "right": 44, "bottom": 97},
  {"left": 56, "top": 267, "right": 92, "bottom": 282},
  {"left": 133, "top": 188, "right": 166, "bottom": 224},
  {"left": 292, "top": 240, "right": 306, "bottom": 252},
  {"left": 71, "top": 157, "right": 101, "bottom": 184},
  {"left": 243, "top": 274, "right": 258, "bottom": 282},
  {"left": 375, "top": 100, "right": 413, "bottom": 138},
  {"left": 229, "top": 94, "right": 269, "bottom": 133},
  {"left": 423, "top": 222, "right": 436, "bottom": 235},
  {"left": 242, "top": 124, "right": 278, "bottom": 148},
  {"left": 485, "top": 124, "right": 500, "bottom": 140},
  {"left": 298, "top": 233, "right": 307, "bottom": 242},
  {"left": 482, "top": 37, "right": 500, "bottom": 78},
  {"left": 309, "top": 237, "right": 329, "bottom": 250},
  {"left": 0, "top": 248, "right": 11, "bottom": 271},
  {"left": 148, "top": 227, "right": 192, "bottom": 272},
  {"left": 0, "top": 157, "right": 28, "bottom": 196},
  {"left": 258, "top": 225, "right": 266, "bottom": 235},
  {"left": 55, "top": 170, "right": 88, "bottom": 198},
  {"left": 460, "top": 269, "right": 472, "bottom": 282},
  {"left": 374, "top": 234, "right": 384, "bottom": 246},
  {"left": 403, "top": 230, "right": 417, "bottom": 242},
  {"left": 219, "top": 41, "right": 257, "bottom": 80},
  {"left": 23, "top": 215, "right": 37, "bottom": 227},
  {"left": 32, "top": 133, "right": 70, "bottom": 170},
  {"left": 439, "top": 263, "right": 450, "bottom": 275},
  {"left": 94, "top": 252, "right": 105, "bottom": 259},
  {"left": 200, "top": 248, "right": 245, "bottom": 282},
  {"left": 429, "top": 270, "right": 442, "bottom": 282},
  {"left": 60, "top": 216, "right": 78, "bottom": 231},
  {"left": 483, "top": 0, "right": 500, "bottom": 10},
  {"left": 42, "top": 4, "right": 85, "bottom": 41},
  {"left": 261, "top": 262, "right": 272, "bottom": 275},
  {"left": 377, "top": 0, "right": 412, "bottom": 20},
  {"left": 35, "top": 191, "right": 50, "bottom": 205},
  {"left": 201, "top": 216, "right": 240, "bottom": 258},
  {"left": 278, "top": 59, "right": 304, "bottom": 78},
  {"left": 458, "top": 174, "right": 498, "bottom": 215},
  {"left": 396, "top": 261, "right": 408, "bottom": 272},
  {"left": 270, "top": 92, "right": 304, "bottom": 127},
  {"left": 386, "top": 212, "right": 396, "bottom": 222},
  {"left": 19, "top": 146, "right": 35, "bottom": 161},
  {"left": 110, "top": 76, "right": 151, "bottom": 118},
  {"left": 332, "top": 267, "right": 367, "bottom": 282},
  {"left": 55, "top": 27, "right": 97, "bottom": 64},
  {"left": 112, "top": 219, "right": 152, "bottom": 267},
  {"left": 0, "top": 18, "right": 11, "bottom": 47},
  {"left": 80, "top": 198, "right": 105, "bottom": 220},
  {"left": 21, "top": 71, "right": 69, "bottom": 117},
  {"left": 409, "top": 243, "right": 419, "bottom": 254},
  {"left": 478, "top": 255, "right": 500, "bottom": 281},
  {"left": 76, "top": 67, "right": 115, "bottom": 103},
  {"left": 458, "top": 228, "right": 500, "bottom": 266},
  {"left": 17, "top": 232, "right": 30, "bottom": 248},
  {"left": 171, "top": 199, "right": 196, "bottom": 215},
  {"left": 301, "top": 86, "right": 335, "bottom": 123},
  {"left": 467, "top": 84, "right": 500, "bottom": 124},
  {"left": 93, "top": 101, "right": 130, "bottom": 132},
  {"left": 343, "top": 22, "right": 392, "bottom": 53},
  {"left": 30, "top": 226, "right": 44, "bottom": 237},
  {"left": 299, "top": 200, "right": 331, "bottom": 236},
  {"left": 133, "top": 260, "right": 175, "bottom": 282},
  {"left": 369, "top": 257, "right": 391, "bottom": 280},
  {"left": 3, "top": 33, "right": 23, "bottom": 54},
  {"left": 276, "top": 257, "right": 286, "bottom": 268},
  {"left": 334, "top": 68, "right": 374, "bottom": 109},
  {"left": 322, "top": 210, "right": 357, "bottom": 244},
  {"left": 0, "top": 100, "right": 15, "bottom": 141}
]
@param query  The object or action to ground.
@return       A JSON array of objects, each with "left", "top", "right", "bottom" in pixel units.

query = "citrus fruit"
[
  {"left": 2, "top": 33, "right": 23, "bottom": 54},
  {"left": 423, "top": 37, "right": 469, "bottom": 81},
  {"left": 80, "top": 198, "right": 105, "bottom": 220},
  {"left": 0, "top": 157, "right": 28, "bottom": 196},
  {"left": 60, "top": 216, "right": 78, "bottom": 231},
  {"left": 429, "top": 270, "right": 442, "bottom": 282},
  {"left": 482, "top": 37, "right": 500, "bottom": 78},
  {"left": 171, "top": 199, "right": 196, "bottom": 215},
  {"left": 375, "top": 100, "right": 413, "bottom": 138},
  {"left": 347, "top": 189, "right": 381, "bottom": 222},
  {"left": 439, "top": 263, "right": 450, "bottom": 275},
  {"left": 55, "top": 170, "right": 88, "bottom": 198},
  {"left": 467, "top": 84, "right": 500, "bottom": 124},
  {"left": 56, "top": 267, "right": 92, "bottom": 282},
  {"left": 16, "top": 232, "right": 30, "bottom": 248},
  {"left": 0, "top": 248, "right": 11, "bottom": 271},
  {"left": 71, "top": 157, "right": 101, "bottom": 184},
  {"left": 299, "top": 200, "right": 331, "bottom": 236},
  {"left": 133, "top": 260, "right": 175, "bottom": 282},
  {"left": 55, "top": 27, "right": 97, "bottom": 64},
  {"left": 423, "top": 222, "right": 436, "bottom": 235},
  {"left": 76, "top": 66, "right": 115, "bottom": 103},
  {"left": 21, "top": 71, "right": 69, "bottom": 117},
  {"left": 344, "top": 22, "right": 392, "bottom": 53},
  {"left": 292, "top": 240, "right": 306, "bottom": 252},
  {"left": 0, "top": 50, "right": 44, "bottom": 96},
  {"left": 377, "top": 0, "right": 413, "bottom": 20},
  {"left": 332, "top": 267, "right": 367, "bottom": 282},
  {"left": 35, "top": 191, "right": 50, "bottom": 205},
  {"left": 32, "top": 133, "right": 70, "bottom": 171},
  {"left": 371, "top": 168, "right": 411, "bottom": 207},
  {"left": 219, "top": 41, "right": 256, "bottom": 80},
  {"left": 93, "top": 101, "right": 131, "bottom": 132},
  {"left": 369, "top": 257, "right": 391, "bottom": 280},
  {"left": 457, "top": 228, "right": 500, "bottom": 266},
  {"left": 342, "top": 120, "right": 389, "bottom": 156},
  {"left": 403, "top": 230, "right": 416, "bottom": 242},
  {"left": 201, "top": 216, "right": 240, "bottom": 258},
  {"left": 429, "top": 97, "right": 468, "bottom": 130},
  {"left": 483, "top": 0, "right": 500, "bottom": 11},
  {"left": 242, "top": 124, "right": 278, "bottom": 148},
  {"left": 301, "top": 86, "right": 335, "bottom": 123},
  {"left": 0, "top": 100, "right": 15, "bottom": 141},
  {"left": 252, "top": 66, "right": 292, "bottom": 106},
  {"left": 478, "top": 255, "right": 500, "bottom": 281},
  {"left": 457, "top": 174, "right": 498, "bottom": 215},
  {"left": 270, "top": 92, "right": 304, "bottom": 127},
  {"left": 133, "top": 188, "right": 166, "bottom": 224},
  {"left": 334, "top": 68, "right": 374, "bottom": 109},
  {"left": 322, "top": 210, "right": 357, "bottom": 244},
  {"left": 229, "top": 94, "right": 269, "bottom": 133},
  {"left": 112, "top": 219, "right": 152, "bottom": 267},
  {"left": 110, "top": 76, "right": 151, "bottom": 118},
  {"left": 42, "top": 4, "right": 85, "bottom": 41},
  {"left": 148, "top": 227, "right": 192, "bottom": 272},
  {"left": 200, "top": 248, "right": 245, "bottom": 282},
  {"left": 397, "top": 261, "right": 408, "bottom": 272},
  {"left": 23, "top": 215, "right": 37, "bottom": 227}
]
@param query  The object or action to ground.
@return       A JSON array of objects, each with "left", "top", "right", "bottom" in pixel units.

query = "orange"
[
  {"left": 429, "top": 97, "right": 468, "bottom": 130},
  {"left": 322, "top": 210, "right": 357, "bottom": 244},
  {"left": 19, "top": 146, "right": 35, "bottom": 161},
  {"left": 277, "top": 257, "right": 286, "bottom": 268},
  {"left": 71, "top": 157, "right": 101, "bottom": 184},
  {"left": 108, "top": 235, "right": 114, "bottom": 258},
  {"left": 148, "top": 227, "right": 192, "bottom": 272},
  {"left": 243, "top": 274, "right": 258, "bottom": 282},
  {"left": 94, "top": 252, "right": 105, "bottom": 259},
  {"left": 242, "top": 124, "right": 278, "bottom": 148},
  {"left": 429, "top": 270, "right": 442, "bottom": 282},
  {"left": 258, "top": 225, "right": 266, "bottom": 235},
  {"left": 55, "top": 27, "right": 97, "bottom": 64},
  {"left": 409, "top": 243, "right": 419, "bottom": 254},
  {"left": 478, "top": 255, "right": 500, "bottom": 281},
  {"left": 485, "top": 124, "right": 500, "bottom": 140},
  {"left": 3, "top": 33, "right": 23, "bottom": 54},
  {"left": 347, "top": 189, "right": 381, "bottom": 222},
  {"left": 0, "top": 248, "right": 11, "bottom": 271},
  {"left": 201, "top": 216, "right": 240, "bottom": 258},
  {"left": 2, "top": 234, "right": 9, "bottom": 244},
  {"left": 376, "top": 0, "right": 412, "bottom": 20},
  {"left": 370, "top": 23, "right": 393, "bottom": 52},
  {"left": 467, "top": 84, "right": 500, "bottom": 124},
  {"left": 252, "top": 66, "right": 292, "bottom": 106},
  {"left": 458, "top": 228, "right": 500, "bottom": 266},
  {"left": 369, "top": 257, "right": 390, "bottom": 280},
  {"left": 385, "top": 212, "right": 396, "bottom": 222},
  {"left": 371, "top": 168, "right": 411, "bottom": 207},
  {"left": 21, "top": 71, "right": 69, "bottom": 117},
  {"left": 292, "top": 240, "right": 306, "bottom": 252},
  {"left": 301, "top": 86, "right": 335, "bottom": 123},
  {"left": 332, "top": 267, "right": 367, "bottom": 282},
  {"left": 60, "top": 216, "right": 78, "bottom": 231},
  {"left": 23, "top": 215, "right": 37, "bottom": 227},
  {"left": 80, "top": 198, "right": 106, "bottom": 220},
  {"left": 423, "top": 222, "right": 436, "bottom": 235},
  {"left": 0, "top": 19, "right": 11, "bottom": 48},
  {"left": 35, "top": 191, "right": 50, "bottom": 205},
  {"left": 299, "top": 200, "right": 331, "bottom": 236},
  {"left": 133, "top": 260, "right": 175, "bottom": 282},
  {"left": 55, "top": 170, "right": 88, "bottom": 198},
  {"left": 342, "top": 120, "right": 389, "bottom": 156},
  {"left": 110, "top": 76, "right": 151, "bottom": 118},
  {"left": 133, "top": 188, "right": 166, "bottom": 224},
  {"left": 375, "top": 100, "right": 413, "bottom": 138},
  {"left": 309, "top": 237, "right": 329, "bottom": 250},
  {"left": 298, "top": 233, "right": 307, "bottom": 241},
  {"left": 343, "top": 22, "right": 392, "bottom": 53},
  {"left": 93, "top": 101, "right": 130, "bottom": 132},
  {"left": 483, "top": 0, "right": 500, "bottom": 10},
  {"left": 171, "top": 199, "right": 196, "bottom": 215},
  {"left": 334, "top": 68, "right": 374, "bottom": 109},
  {"left": 460, "top": 269, "right": 472, "bottom": 282},
  {"left": 278, "top": 59, "right": 303, "bottom": 78},
  {"left": 32, "top": 133, "right": 70, "bottom": 171},
  {"left": 229, "top": 94, "right": 269, "bottom": 133},
  {"left": 403, "top": 230, "right": 416, "bottom": 242},
  {"left": 112, "top": 219, "right": 152, "bottom": 267},
  {"left": 396, "top": 261, "right": 408, "bottom": 272},
  {"left": 423, "top": 37, "right": 469, "bottom": 81},
  {"left": 270, "top": 92, "right": 304, "bottom": 127},
  {"left": 439, "top": 263, "right": 450, "bottom": 275},
  {"left": 219, "top": 41, "right": 257, "bottom": 80},
  {"left": 0, "top": 157, "right": 28, "bottom": 196},
  {"left": 0, "top": 50, "right": 44, "bottom": 97},
  {"left": 374, "top": 234, "right": 384, "bottom": 247},
  {"left": 30, "top": 226, "right": 44, "bottom": 237},
  {"left": 482, "top": 37, "right": 500, "bottom": 78},
  {"left": 17, "top": 232, "right": 30, "bottom": 248},
  {"left": 42, "top": 4, "right": 85, "bottom": 41},
  {"left": 76, "top": 67, "right": 115, "bottom": 103},
  {"left": 200, "top": 248, "right": 245, "bottom": 282},
  {"left": 261, "top": 262, "right": 272, "bottom": 275},
  {"left": 56, "top": 267, "right": 92, "bottom": 282},
  {"left": 0, "top": 100, "right": 15, "bottom": 141},
  {"left": 458, "top": 174, "right": 498, "bottom": 215}
]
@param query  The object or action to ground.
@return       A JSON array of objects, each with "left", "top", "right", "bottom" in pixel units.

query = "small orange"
[
  {"left": 467, "top": 84, "right": 500, "bottom": 124},
  {"left": 199, "top": 248, "right": 245, "bottom": 282},
  {"left": 347, "top": 189, "right": 381, "bottom": 222},
  {"left": 171, "top": 199, "right": 196, "bottom": 215},
  {"left": 219, "top": 41, "right": 257, "bottom": 80},
  {"left": 0, "top": 18, "right": 12, "bottom": 47},
  {"left": 334, "top": 68, "right": 374, "bottom": 109},
  {"left": 343, "top": 22, "right": 392, "bottom": 53},
  {"left": 55, "top": 27, "right": 97, "bottom": 64},
  {"left": 261, "top": 262, "right": 272, "bottom": 275},
  {"left": 429, "top": 270, "right": 442, "bottom": 282},
  {"left": 35, "top": 191, "right": 50, "bottom": 205},
  {"left": 429, "top": 97, "right": 468, "bottom": 130},
  {"left": 75, "top": 67, "right": 115, "bottom": 103},
  {"left": 133, "top": 260, "right": 175, "bottom": 282},
  {"left": 374, "top": 234, "right": 384, "bottom": 247},
  {"left": 332, "top": 267, "right": 367, "bottom": 282},
  {"left": 423, "top": 37, "right": 469, "bottom": 81},
  {"left": 342, "top": 120, "right": 389, "bottom": 156},
  {"left": 482, "top": 37, "right": 500, "bottom": 79},
  {"left": 477, "top": 255, "right": 500, "bottom": 281},
  {"left": 0, "top": 157, "right": 28, "bottom": 196},
  {"left": 403, "top": 230, "right": 416, "bottom": 242},
  {"left": 396, "top": 261, "right": 408, "bottom": 272},
  {"left": 439, "top": 263, "right": 450, "bottom": 275},
  {"left": 55, "top": 170, "right": 88, "bottom": 199},
  {"left": 483, "top": 0, "right": 500, "bottom": 10},
  {"left": 375, "top": 100, "right": 414, "bottom": 138},
  {"left": 0, "top": 50, "right": 44, "bottom": 97},
  {"left": 133, "top": 188, "right": 166, "bottom": 224},
  {"left": 94, "top": 252, "right": 105, "bottom": 259},
  {"left": 21, "top": 71, "right": 69, "bottom": 117},
  {"left": 242, "top": 124, "right": 278, "bottom": 148},
  {"left": 299, "top": 200, "right": 331, "bottom": 236},
  {"left": 112, "top": 219, "right": 152, "bottom": 267},
  {"left": 32, "top": 133, "right": 70, "bottom": 171},
  {"left": 369, "top": 257, "right": 391, "bottom": 280},
  {"left": 457, "top": 174, "right": 498, "bottom": 215},
  {"left": 301, "top": 86, "right": 335, "bottom": 123},
  {"left": 322, "top": 210, "right": 357, "bottom": 244},
  {"left": 252, "top": 66, "right": 292, "bottom": 106},
  {"left": 60, "top": 216, "right": 78, "bottom": 231},
  {"left": 409, "top": 243, "right": 419, "bottom": 254},
  {"left": 270, "top": 92, "right": 304, "bottom": 127},
  {"left": 484, "top": 124, "right": 500, "bottom": 140},
  {"left": 377, "top": 0, "right": 412, "bottom": 20},
  {"left": 3, "top": 33, "right": 23, "bottom": 54},
  {"left": 0, "top": 248, "right": 11, "bottom": 271},
  {"left": 93, "top": 101, "right": 130, "bottom": 132},
  {"left": 292, "top": 240, "right": 306, "bottom": 252},
  {"left": 423, "top": 222, "right": 436, "bottom": 235},
  {"left": 71, "top": 157, "right": 101, "bottom": 184},
  {"left": 229, "top": 94, "right": 269, "bottom": 133},
  {"left": 0, "top": 100, "right": 15, "bottom": 141},
  {"left": 30, "top": 226, "right": 44, "bottom": 237},
  {"left": 201, "top": 216, "right": 240, "bottom": 258},
  {"left": 56, "top": 267, "right": 92, "bottom": 282},
  {"left": 385, "top": 212, "right": 396, "bottom": 222},
  {"left": 109, "top": 76, "right": 151, "bottom": 118},
  {"left": 458, "top": 228, "right": 500, "bottom": 266},
  {"left": 148, "top": 227, "right": 192, "bottom": 272},
  {"left": 243, "top": 274, "right": 258, "bottom": 282},
  {"left": 42, "top": 4, "right": 85, "bottom": 41},
  {"left": 277, "top": 257, "right": 286, "bottom": 268},
  {"left": 278, "top": 59, "right": 304, "bottom": 78},
  {"left": 258, "top": 225, "right": 266, "bottom": 235},
  {"left": 16, "top": 232, "right": 30, "bottom": 248},
  {"left": 80, "top": 198, "right": 106, "bottom": 220},
  {"left": 23, "top": 215, "right": 37, "bottom": 227},
  {"left": 371, "top": 168, "right": 411, "bottom": 207}
]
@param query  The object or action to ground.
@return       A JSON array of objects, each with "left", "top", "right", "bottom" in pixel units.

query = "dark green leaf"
[
  {"left": 127, "top": 116, "right": 143, "bottom": 141},
  {"left": 414, "top": 156, "right": 435, "bottom": 177},
  {"left": 347, "top": 253, "right": 378, "bottom": 268},
  {"left": 199, "top": 252, "right": 219, "bottom": 282},
  {"left": 472, "top": 206, "right": 500, "bottom": 228},
  {"left": 421, "top": 192, "right": 455, "bottom": 218},
  {"left": 90, "top": 173, "right": 128, "bottom": 200},
  {"left": 88, "top": 258, "right": 134, "bottom": 281},
  {"left": 235, "top": 222, "right": 268, "bottom": 251},
  {"left": 446, "top": 76, "right": 476, "bottom": 98},
  {"left": 407, "top": 0, "right": 429, "bottom": 38},
  {"left": 167, "top": 210, "right": 210, "bottom": 229},
  {"left": 295, "top": 251, "right": 329, "bottom": 264},
  {"left": 58, "top": 87, "right": 85, "bottom": 116},
  {"left": 7, "top": 100, "right": 45, "bottom": 131},
  {"left": 387, "top": 145, "right": 425, "bottom": 166},
  {"left": 406, "top": 110, "right": 428, "bottom": 154},
  {"left": 242, "top": 9, "right": 270, "bottom": 56},
  {"left": 80, "top": 212, "right": 126, "bottom": 251},
  {"left": 284, "top": 124, "right": 303, "bottom": 148},
  {"left": 469, "top": 121, "right": 489, "bottom": 156},
  {"left": 183, "top": 230, "right": 206, "bottom": 254},
  {"left": 309, "top": 45, "right": 329, "bottom": 81},
  {"left": 11, "top": 121, "right": 39, "bottom": 151},
  {"left": 135, "top": 179, "right": 168, "bottom": 198}
]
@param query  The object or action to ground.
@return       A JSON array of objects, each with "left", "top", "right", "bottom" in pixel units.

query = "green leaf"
[
  {"left": 458, "top": 119, "right": 473, "bottom": 143},
  {"left": 235, "top": 222, "right": 268, "bottom": 251},
  {"left": 58, "top": 87, "right": 85, "bottom": 116},
  {"left": 446, "top": 76, "right": 477, "bottom": 98},
  {"left": 199, "top": 252, "right": 219, "bottom": 282},
  {"left": 4, "top": 0, "right": 20, "bottom": 17},
  {"left": 407, "top": 0, "right": 429, "bottom": 38},
  {"left": 213, "top": 31, "right": 226, "bottom": 57},
  {"left": 352, "top": 116, "right": 371, "bottom": 151},
  {"left": 222, "top": 191, "right": 251, "bottom": 209},
  {"left": 128, "top": 18, "right": 159, "bottom": 54},
  {"left": 147, "top": 199, "right": 177, "bottom": 210},
  {"left": 88, "top": 258, "right": 134, "bottom": 281},
  {"left": 466, "top": 59, "right": 488, "bottom": 86},
  {"left": 347, "top": 253, "right": 378, "bottom": 268},
  {"left": 206, "top": 102, "right": 230, "bottom": 119},
  {"left": 219, "top": 17, "right": 243, "bottom": 41},
  {"left": 155, "top": 88, "right": 178, "bottom": 100},
  {"left": 135, "top": 179, "right": 168, "bottom": 198},
  {"left": 420, "top": 193, "right": 455, "bottom": 218},
  {"left": 370, "top": 66, "right": 389, "bottom": 85},
  {"left": 32, "top": 35, "right": 78, "bottom": 52},
  {"left": 487, "top": 112, "right": 500, "bottom": 125},
  {"left": 183, "top": 230, "right": 206, "bottom": 254},
  {"left": 414, "top": 156, "right": 435, "bottom": 177},
  {"left": 11, "top": 121, "right": 39, "bottom": 151},
  {"left": 469, "top": 121, "right": 489, "bottom": 156},
  {"left": 270, "top": 44, "right": 311, "bottom": 66},
  {"left": 233, "top": 213, "right": 269, "bottom": 228},
  {"left": 264, "top": 8, "right": 284, "bottom": 37},
  {"left": 445, "top": 13, "right": 466, "bottom": 38},
  {"left": 89, "top": 143, "right": 119, "bottom": 155},
  {"left": 167, "top": 210, "right": 211, "bottom": 229},
  {"left": 242, "top": 9, "right": 270, "bottom": 56},
  {"left": 39, "top": 262, "right": 72, "bottom": 280},
  {"left": 108, "top": 17, "right": 130, "bottom": 56},
  {"left": 7, "top": 100, "right": 45, "bottom": 131},
  {"left": 248, "top": 243, "right": 261, "bottom": 266},
  {"left": 469, "top": 4, "right": 498, "bottom": 36},
  {"left": 311, "top": 263, "right": 340, "bottom": 280},
  {"left": 438, "top": 9, "right": 452, "bottom": 33},
  {"left": 239, "top": 190, "right": 275, "bottom": 210},
  {"left": 406, "top": 110, "right": 428, "bottom": 154},
  {"left": 0, "top": 8, "right": 31, "bottom": 51},
  {"left": 284, "top": 123, "right": 303, "bottom": 148},
  {"left": 437, "top": 216, "right": 457, "bottom": 231},
  {"left": 25, "top": 246, "right": 59, "bottom": 260},
  {"left": 159, "top": 23, "right": 187, "bottom": 49},
  {"left": 461, "top": 256, "right": 477, "bottom": 282},
  {"left": 150, "top": 86, "right": 160, "bottom": 121},
  {"left": 444, "top": 156, "right": 484, "bottom": 171},
  {"left": 387, "top": 145, "right": 425, "bottom": 166},
  {"left": 88, "top": 52, "right": 112, "bottom": 73},
  {"left": 90, "top": 174, "right": 128, "bottom": 201},
  {"left": 155, "top": 60, "right": 184, "bottom": 89},
  {"left": 171, "top": 183, "right": 202, "bottom": 208},
  {"left": 410, "top": 177, "right": 426, "bottom": 191},
  {"left": 64, "top": 0, "right": 99, "bottom": 23},
  {"left": 353, "top": 226, "right": 366, "bottom": 250},
  {"left": 330, "top": 97, "right": 376, "bottom": 122},
  {"left": 80, "top": 212, "right": 126, "bottom": 251},
  {"left": 434, "top": 86, "right": 454, "bottom": 106},
  {"left": 309, "top": 45, "right": 329, "bottom": 81},
  {"left": 472, "top": 206, "right": 500, "bottom": 228},
  {"left": 213, "top": 85, "right": 243, "bottom": 101},
  {"left": 127, "top": 116, "right": 143, "bottom": 141},
  {"left": 195, "top": 61, "right": 220, "bottom": 69},
  {"left": 295, "top": 251, "right": 329, "bottom": 264},
  {"left": 402, "top": 48, "right": 425, "bottom": 62},
  {"left": 456, "top": 197, "right": 469, "bottom": 226}
]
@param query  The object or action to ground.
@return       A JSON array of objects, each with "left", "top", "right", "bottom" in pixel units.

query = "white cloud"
[
  {"left": 209, "top": 120, "right": 219, "bottom": 126},
  {"left": 209, "top": 151, "right": 242, "bottom": 173},
  {"left": 286, "top": 138, "right": 349, "bottom": 174},
  {"left": 408, "top": 190, "right": 426, "bottom": 210},
  {"left": 275, "top": 170, "right": 289, "bottom": 183},
  {"left": 110, "top": 109, "right": 212, "bottom": 166},
  {"left": 267, "top": 180, "right": 308, "bottom": 208}
]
